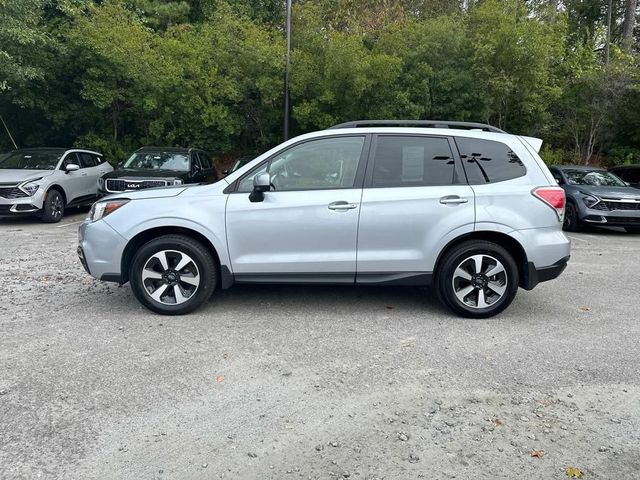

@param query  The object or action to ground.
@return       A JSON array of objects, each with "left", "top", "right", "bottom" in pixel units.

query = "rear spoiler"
[{"left": 520, "top": 136, "right": 543, "bottom": 153}]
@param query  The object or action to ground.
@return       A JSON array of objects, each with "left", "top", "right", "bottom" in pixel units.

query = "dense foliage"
[{"left": 0, "top": 0, "right": 639, "bottom": 165}]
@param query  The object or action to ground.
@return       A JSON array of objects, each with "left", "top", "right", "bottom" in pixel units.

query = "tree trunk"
[{"left": 622, "top": 0, "right": 638, "bottom": 52}]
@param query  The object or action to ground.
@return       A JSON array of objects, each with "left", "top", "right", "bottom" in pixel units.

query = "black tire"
[
  {"left": 435, "top": 241, "right": 519, "bottom": 319},
  {"left": 129, "top": 234, "right": 217, "bottom": 315},
  {"left": 40, "top": 189, "right": 65, "bottom": 223},
  {"left": 625, "top": 227, "right": 640, "bottom": 234},
  {"left": 563, "top": 202, "right": 582, "bottom": 232}
]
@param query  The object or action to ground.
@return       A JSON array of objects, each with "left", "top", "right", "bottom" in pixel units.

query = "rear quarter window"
[{"left": 455, "top": 137, "right": 527, "bottom": 184}]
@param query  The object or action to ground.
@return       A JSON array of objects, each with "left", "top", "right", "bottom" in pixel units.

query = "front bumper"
[
  {"left": 579, "top": 204, "right": 640, "bottom": 227},
  {"left": 78, "top": 218, "right": 128, "bottom": 282},
  {"left": 0, "top": 188, "right": 46, "bottom": 216}
]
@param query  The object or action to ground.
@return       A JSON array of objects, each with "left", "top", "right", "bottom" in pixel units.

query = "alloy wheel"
[
  {"left": 141, "top": 250, "right": 200, "bottom": 305},
  {"left": 51, "top": 194, "right": 63, "bottom": 220},
  {"left": 452, "top": 254, "right": 508, "bottom": 309}
]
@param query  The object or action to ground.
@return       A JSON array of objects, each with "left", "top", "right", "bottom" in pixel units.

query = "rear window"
[
  {"left": 455, "top": 137, "right": 526, "bottom": 184},
  {"left": 371, "top": 136, "right": 455, "bottom": 187}
]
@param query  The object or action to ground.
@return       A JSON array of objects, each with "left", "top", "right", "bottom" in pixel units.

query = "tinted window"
[
  {"left": 94, "top": 154, "right": 105, "bottom": 164},
  {"left": 78, "top": 152, "right": 96, "bottom": 168},
  {"left": 456, "top": 138, "right": 526, "bottom": 184},
  {"left": 237, "top": 136, "right": 365, "bottom": 193},
  {"left": 371, "top": 136, "right": 455, "bottom": 187},
  {"left": 61, "top": 152, "right": 79, "bottom": 168},
  {"left": 198, "top": 152, "right": 212, "bottom": 169},
  {"left": 614, "top": 168, "right": 640, "bottom": 183}
]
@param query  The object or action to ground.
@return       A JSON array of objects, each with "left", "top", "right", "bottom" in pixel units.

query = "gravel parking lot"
[{"left": 1, "top": 211, "right": 639, "bottom": 479}]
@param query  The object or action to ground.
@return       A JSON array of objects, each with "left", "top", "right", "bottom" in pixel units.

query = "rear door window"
[
  {"left": 455, "top": 137, "right": 526, "bottom": 184},
  {"left": 369, "top": 135, "right": 456, "bottom": 187}
]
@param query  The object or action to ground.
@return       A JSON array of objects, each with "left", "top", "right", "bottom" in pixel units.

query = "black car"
[
  {"left": 609, "top": 164, "right": 640, "bottom": 189},
  {"left": 549, "top": 165, "right": 640, "bottom": 233},
  {"left": 99, "top": 147, "right": 218, "bottom": 195}
]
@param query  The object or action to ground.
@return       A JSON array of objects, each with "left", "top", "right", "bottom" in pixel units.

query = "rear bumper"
[{"left": 522, "top": 255, "right": 570, "bottom": 290}]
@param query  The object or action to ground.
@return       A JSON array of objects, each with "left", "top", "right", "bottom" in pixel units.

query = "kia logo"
[{"left": 127, "top": 183, "right": 140, "bottom": 189}]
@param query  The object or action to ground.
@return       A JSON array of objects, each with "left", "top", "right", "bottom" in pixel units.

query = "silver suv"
[
  {"left": 78, "top": 121, "right": 570, "bottom": 318},
  {"left": 0, "top": 148, "right": 112, "bottom": 222}
]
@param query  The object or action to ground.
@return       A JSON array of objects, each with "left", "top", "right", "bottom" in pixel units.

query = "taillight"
[{"left": 532, "top": 186, "right": 565, "bottom": 221}]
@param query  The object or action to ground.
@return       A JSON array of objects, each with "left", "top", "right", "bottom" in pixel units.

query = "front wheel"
[
  {"left": 41, "top": 189, "right": 65, "bottom": 223},
  {"left": 435, "top": 241, "right": 519, "bottom": 318},
  {"left": 129, "top": 235, "right": 217, "bottom": 315},
  {"left": 563, "top": 202, "right": 582, "bottom": 232}
]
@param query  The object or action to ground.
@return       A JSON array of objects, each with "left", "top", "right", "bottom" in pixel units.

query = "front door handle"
[
  {"left": 328, "top": 201, "right": 358, "bottom": 211},
  {"left": 440, "top": 196, "right": 468, "bottom": 205}
]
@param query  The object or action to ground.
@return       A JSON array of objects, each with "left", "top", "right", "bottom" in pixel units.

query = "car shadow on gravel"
[{"left": 210, "top": 283, "right": 450, "bottom": 315}]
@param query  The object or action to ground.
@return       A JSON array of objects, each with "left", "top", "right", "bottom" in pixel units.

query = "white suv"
[
  {"left": 78, "top": 121, "right": 570, "bottom": 318},
  {"left": 0, "top": 148, "right": 113, "bottom": 222}
]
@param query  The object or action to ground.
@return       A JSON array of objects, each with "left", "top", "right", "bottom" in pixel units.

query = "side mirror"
[
  {"left": 65, "top": 163, "right": 80, "bottom": 173},
  {"left": 116, "top": 161, "right": 123, "bottom": 169},
  {"left": 249, "top": 172, "right": 271, "bottom": 203}
]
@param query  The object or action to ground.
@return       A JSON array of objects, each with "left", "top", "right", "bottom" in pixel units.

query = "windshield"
[
  {"left": 0, "top": 150, "right": 62, "bottom": 170},
  {"left": 123, "top": 152, "right": 190, "bottom": 171},
  {"left": 564, "top": 169, "right": 627, "bottom": 187}
]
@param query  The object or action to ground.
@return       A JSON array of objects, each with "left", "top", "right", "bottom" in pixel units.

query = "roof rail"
[{"left": 327, "top": 120, "right": 506, "bottom": 133}]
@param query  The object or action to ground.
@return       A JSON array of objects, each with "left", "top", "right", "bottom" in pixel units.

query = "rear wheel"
[
  {"left": 129, "top": 235, "right": 217, "bottom": 315},
  {"left": 40, "top": 189, "right": 65, "bottom": 223},
  {"left": 563, "top": 202, "right": 582, "bottom": 232},
  {"left": 625, "top": 227, "right": 640, "bottom": 234},
  {"left": 436, "top": 241, "right": 519, "bottom": 318}
]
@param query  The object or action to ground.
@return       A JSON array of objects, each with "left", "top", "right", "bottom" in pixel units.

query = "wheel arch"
[
  {"left": 120, "top": 226, "right": 227, "bottom": 288},
  {"left": 46, "top": 184, "right": 67, "bottom": 205},
  {"left": 433, "top": 231, "right": 529, "bottom": 289}
]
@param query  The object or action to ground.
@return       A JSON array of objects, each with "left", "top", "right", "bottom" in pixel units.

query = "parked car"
[
  {"left": 0, "top": 147, "right": 112, "bottom": 222},
  {"left": 79, "top": 120, "right": 570, "bottom": 318},
  {"left": 609, "top": 164, "right": 640, "bottom": 188},
  {"left": 98, "top": 147, "right": 218, "bottom": 196},
  {"left": 549, "top": 165, "right": 640, "bottom": 233}
]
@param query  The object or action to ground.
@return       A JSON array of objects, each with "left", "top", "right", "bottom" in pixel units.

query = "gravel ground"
[{"left": 1, "top": 211, "right": 639, "bottom": 480}]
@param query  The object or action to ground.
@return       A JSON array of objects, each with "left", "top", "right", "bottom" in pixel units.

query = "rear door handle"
[
  {"left": 328, "top": 201, "right": 358, "bottom": 211},
  {"left": 439, "top": 196, "right": 468, "bottom": 205}
]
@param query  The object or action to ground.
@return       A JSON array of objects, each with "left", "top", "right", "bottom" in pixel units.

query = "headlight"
[
  {"left": 173, "top": 179, "right": 183, "bottom": 185},
  {"left": 581, "top": 194, "right": 602, "bottom": 209},
  {"left": 88, "top": 199, "right": 130, "bottom": 222},
  {"left": 18, "top": 178, "right": 42, "bottom": 196}
]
